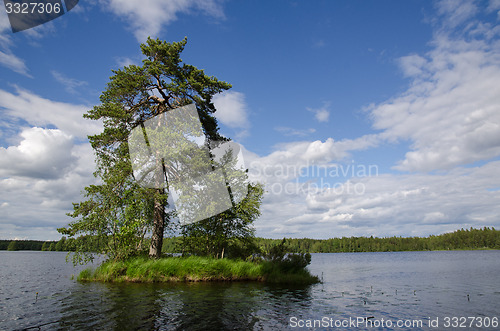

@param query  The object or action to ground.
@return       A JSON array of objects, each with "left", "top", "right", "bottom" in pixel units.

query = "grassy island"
[{"left": 78, "top": 256, "right": 320, "bottom": 284}]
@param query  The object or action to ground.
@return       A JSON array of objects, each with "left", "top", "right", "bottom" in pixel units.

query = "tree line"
[
  {"left": 0, "top": 236, "right": 98, "bottom": 252},
  {"left": 2, "top": 227, "right": 499, "bottom": 253},
  {"left": 165, "top": 227, "right": 500, "bottom": 253},
  {"left": 0, "top": 240, "right": 54, "bottom": 251},
  {"left": 253, "top": 227, "right": 500, "bottom": 253}
]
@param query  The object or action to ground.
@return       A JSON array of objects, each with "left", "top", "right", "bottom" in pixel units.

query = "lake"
[{"left": 1, "top": 250, "right": 499, "bottom": 330}]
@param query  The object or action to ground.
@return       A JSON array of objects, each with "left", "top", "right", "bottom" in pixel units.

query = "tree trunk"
[{"left": 149, "top": 189, "right": 165, "bottom": 258}]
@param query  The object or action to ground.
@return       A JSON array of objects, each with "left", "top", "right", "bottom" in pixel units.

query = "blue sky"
[{"left": 1, "top": 0, "right": 500, "bottom": 240}]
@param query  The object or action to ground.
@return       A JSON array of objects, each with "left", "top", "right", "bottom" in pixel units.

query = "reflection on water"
[
  {"left": 59, "top": 282, "right": 314, "bottom": 330},
  {"left": 1, "top": 250, "right": 500, "bottom": 330}
]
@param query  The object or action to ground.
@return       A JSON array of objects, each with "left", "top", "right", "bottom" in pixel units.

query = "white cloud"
[
  {"left": 0, "top": 89, "right": 102, "bottom": 239},
  {"left": 0, "top": 86, "right": 102, "bottom": 239},
  {"left": 369, "top": 14, "right": 500, "bottom": 172},
  {"left": 434, "top": 0, "right": 478, "bottom": 29},
  {"left": 22, "top": 21, "right": 57, "bottom": 40},
  {"left": 241, "top": 135, "right": 384, "bottom": 238},
  {"left": 115, "top": 56, "right": 139, "bottom": 68},
  {"left": 487, "top": 0, "right": 500, "bottom": 12},
  {"left": 307, "top": 102, "right": 330, "bottom": 123},
  {"left": 275, "top": 127, "right": 316, "bottom": 137},
  {"left": 51, "top": 71, "right": 88, "bottom": 94},
  {"left": 0, "top": 87, "right": 102, "bottom": 139},
  {"left": 213, "top": 91, "right": 250, "bottom": 129},
  {"left": 253, "top": 161, "right": 500, "bottom": 239},
  {"left": 0, "top": 142, "right": 97, "bottom": 240},
  {"left": 0, "top": 50, "right": 31, "bottom": 77},
  {"left": 250, "top": 1, "right": 500, "bottom": 238},
  {"left": 100, "top": 0, "right": 225, "bottom": 41},
  {"left": 0, "top": 127, "right": 76, "bottom": 179},
  {"left": 0, "top": 7, "right": 10, "bottom": 32},
  {"left": 244, "top": 135, "right": 380, "bottom": 191},
  {"left": 0, "top": 9, "right": 31, "bottom": 76},
  {"left": 398, "top": 54, "right": 429, "bottom": 78}
]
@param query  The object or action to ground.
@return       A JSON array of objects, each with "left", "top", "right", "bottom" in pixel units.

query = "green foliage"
[
  {"left": 178, "top": 183, "right": 264, "bottom": 259},
  {"left": 262, "top": 238, "right": 313, "bottom": 274},
  {"left": 161, "top": 236, "right": 180, "bottom": 253},
  {"left": 77, "top": 268, "right": 93, "bottom": 282},
  {"left": 7, "top": 240, "right": 18, "bottom": 251},
  {"left": 260, "top": 261, "right": 319, "bottom": 284},
  {"left": 58, "top": 37, "right": 233, "bottom": 262},
  {"left": 264, "top": 238, "right": 287, "bottom": 262},
  {"left": 77, "top": 256, "right": 319, "bottom": 284},
  {"left": 55, "top": 237, "right": 66, "bottom": 251}
]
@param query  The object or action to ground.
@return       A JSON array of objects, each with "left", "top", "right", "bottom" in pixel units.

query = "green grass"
[{"left": 77, "top": 256, "right": 320, "bottom": 285}]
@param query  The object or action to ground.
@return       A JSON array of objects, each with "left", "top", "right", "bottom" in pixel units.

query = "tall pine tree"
[{"left": 59, "top": 38, "right": 232, "bottom": 261}]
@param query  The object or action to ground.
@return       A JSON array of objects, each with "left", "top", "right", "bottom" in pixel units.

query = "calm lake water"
[{"left": 1, "top": 250, "right": 499, "bottom": 330}]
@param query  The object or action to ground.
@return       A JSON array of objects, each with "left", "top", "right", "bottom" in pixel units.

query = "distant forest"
[
  {"left": 254, "top": 227, "right": 500, "bottom": 253},
  {"left": 3, "top": 227, "right": 498, "bottom": 253},
  {"left": 0, "top": 239, "right": 61, "bottom": 251}
]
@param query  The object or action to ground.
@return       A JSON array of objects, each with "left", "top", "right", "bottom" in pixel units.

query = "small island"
[
  {"left": 77, "top": 253, "right": 319, "bottom": 285},
  {"left": 46, "top": 38, "right": 320, "bottom": 286}
]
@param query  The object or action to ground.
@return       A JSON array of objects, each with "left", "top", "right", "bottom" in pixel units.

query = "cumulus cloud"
[
  {"left": 212, "top": 91, "right": 251, "bottom": 139},
  {"left": 0, "top": 127, "right": 76, "bottom": 179},
  {"left": 240, "top": 134, "right": 383, "bottom": 238},
  {"left": 213, "top": 91, "right": 249, "bottom": 129},
  {"left": 0, "top": 141, "right": 97, "bottom": 240},
  {"left": 250, "top": 0, "right": 500, "bottom": 238},
  {"left": 0, "top": 87, "right": 102, "bottom": 139},
  {"left": 243, "top": 134, "right": 380, "bottom": 191},
  {"left": 0, "top": 85, "right": 103, "bottom": 239},
  {"left": 100, "top": 0, "right": 225, "bottom": 41},
  {"left": 253, "top": 161, "right": 500, "bottom": 239},
  {"left": 369, "top": 5, "right": 500, "bottom": 172}
]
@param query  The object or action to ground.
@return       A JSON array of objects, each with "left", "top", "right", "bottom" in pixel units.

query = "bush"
[
  {"left": 263, "top": 238, "right": 313, "bottom": 273},
  {"left": 226, "top": 238, "right": 262, "bottom": 260},
  {"left": 278, "top": 252, "right": 311, "bottom": 273}
]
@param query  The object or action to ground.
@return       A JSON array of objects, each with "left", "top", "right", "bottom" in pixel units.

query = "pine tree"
[{"left": 58, "top": 38, "right": 232, "bottom": 262}]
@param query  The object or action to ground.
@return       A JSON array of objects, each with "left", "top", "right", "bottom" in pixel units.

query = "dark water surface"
[{"left": 1, "top": 250, "right": 499, "bottom": 330}]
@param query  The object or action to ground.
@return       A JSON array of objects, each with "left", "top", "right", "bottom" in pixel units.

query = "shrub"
[{"left": 263, "top": 238, "right": 313, "bottom": 273}]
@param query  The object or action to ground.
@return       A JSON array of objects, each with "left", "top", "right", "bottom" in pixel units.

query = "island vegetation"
[{"left": 78, "top": 241, "right": 318, "bottom": 284}]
